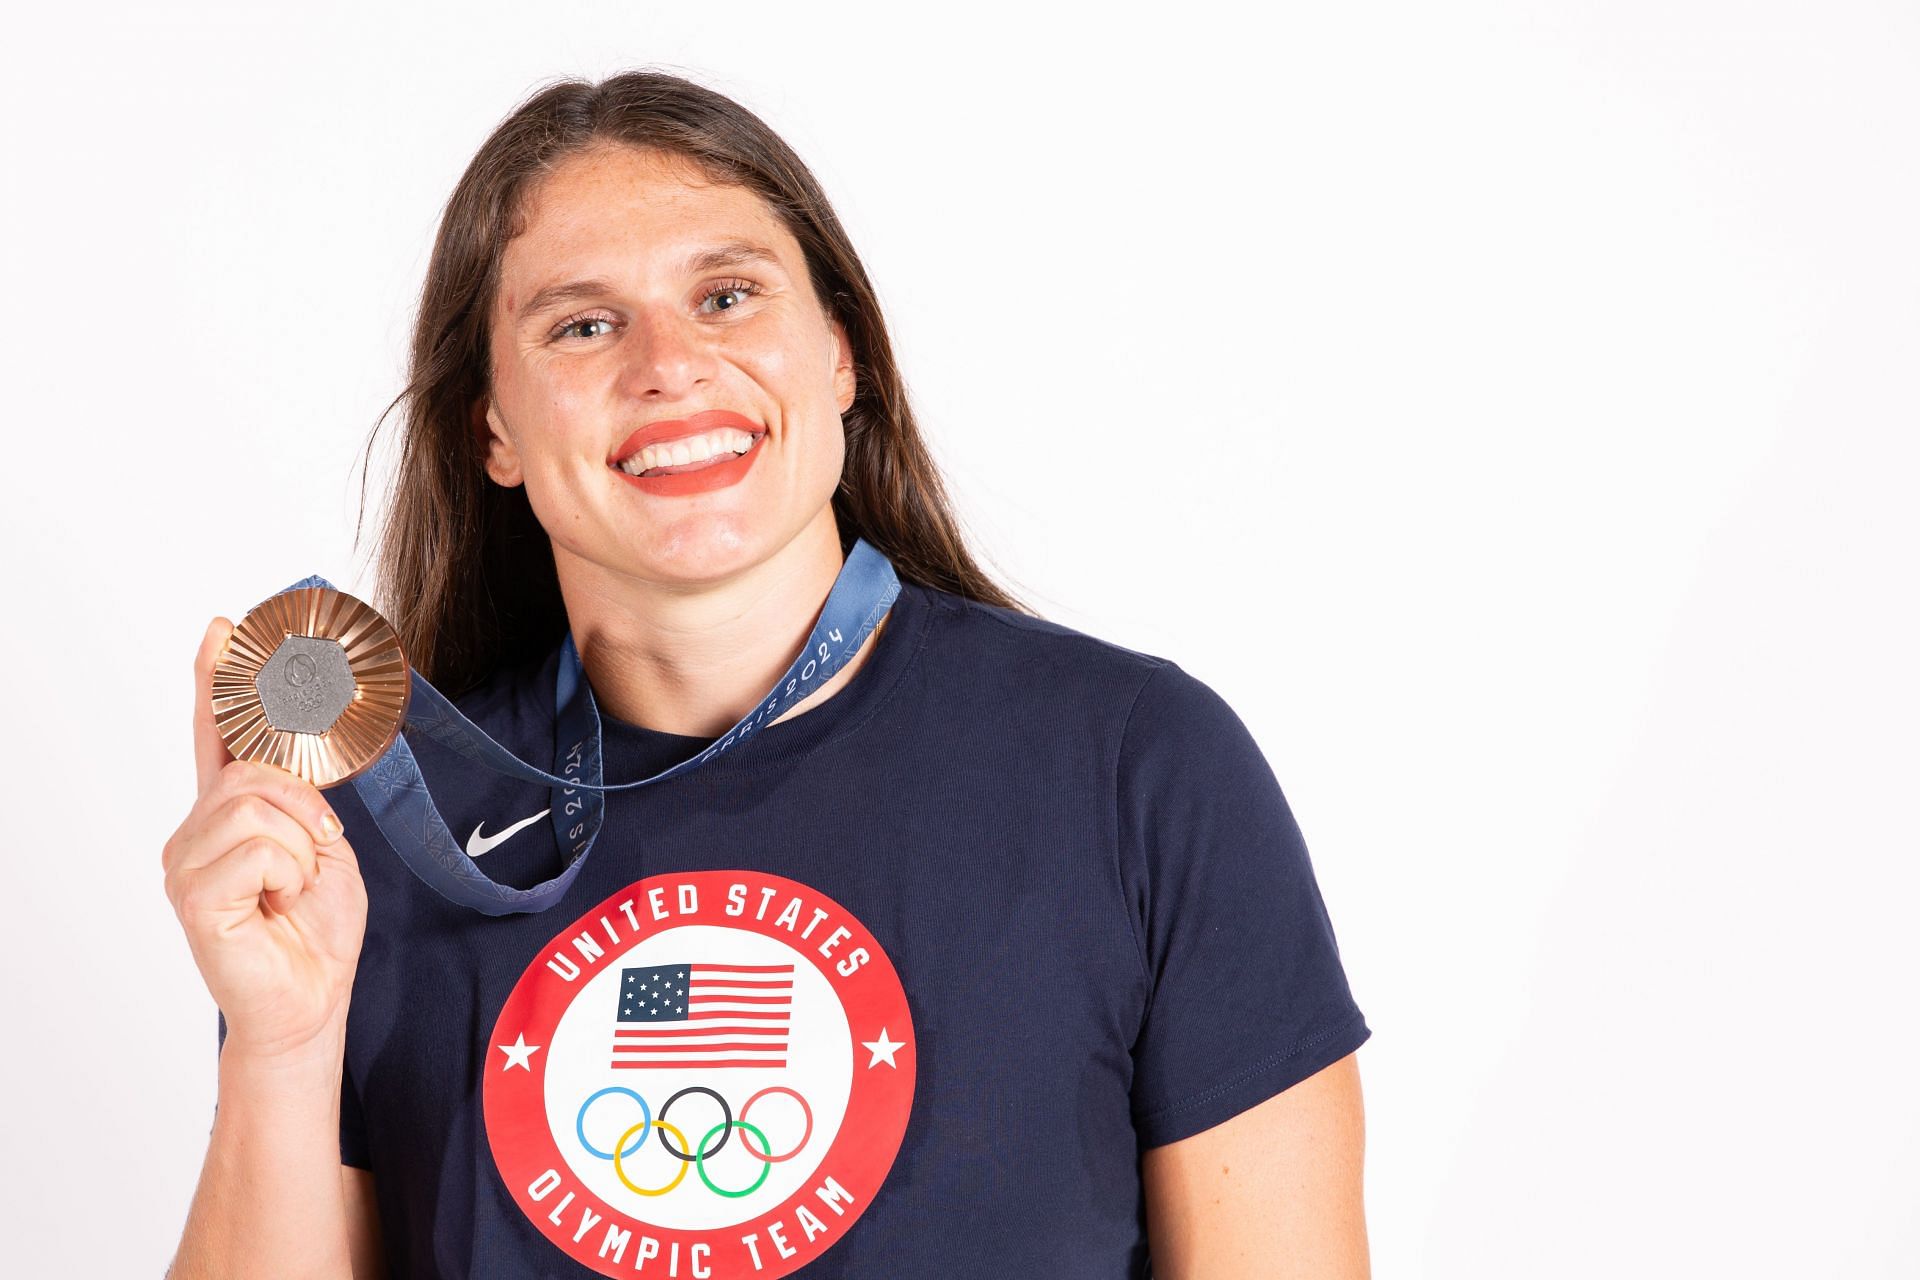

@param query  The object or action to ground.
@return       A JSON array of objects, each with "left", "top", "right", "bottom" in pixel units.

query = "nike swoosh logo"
[{"left": 466, "top": 809, "right": 551, "bottom": 859}]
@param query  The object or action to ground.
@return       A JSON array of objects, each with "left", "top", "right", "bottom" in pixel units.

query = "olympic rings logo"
[{"left": 575, "top": 1084, "right": 815, "bottom": 1199}]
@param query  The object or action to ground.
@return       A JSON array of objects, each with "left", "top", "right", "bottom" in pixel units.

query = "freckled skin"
[{"left": 477, "top": 142, "right": 856, "bottom": 591}]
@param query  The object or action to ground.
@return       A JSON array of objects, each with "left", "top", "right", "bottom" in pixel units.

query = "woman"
[{"left": 164, "top": 70, "right": 1371, "bottom": 1279}]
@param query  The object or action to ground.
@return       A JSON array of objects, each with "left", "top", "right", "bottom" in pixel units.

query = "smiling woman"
[
  {"left": 473, "top": 143, "right": 860, "bottom": 650},
  {"left": 163, "top": 68, "right": 1370, "bottom": 1280}
]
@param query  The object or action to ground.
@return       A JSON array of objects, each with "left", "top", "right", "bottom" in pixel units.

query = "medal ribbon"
[{"left": 277, "top": 537, "right": 900, "bottom": 916}]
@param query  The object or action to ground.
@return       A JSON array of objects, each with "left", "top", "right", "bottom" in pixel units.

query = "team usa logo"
[{"left": 484, "top": 870, "right": 915, "bottom": 1277}]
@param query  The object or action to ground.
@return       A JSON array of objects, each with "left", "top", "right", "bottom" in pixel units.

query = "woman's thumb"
[{"left": 192, "top": 616, "right": 236, "bottom": 794}]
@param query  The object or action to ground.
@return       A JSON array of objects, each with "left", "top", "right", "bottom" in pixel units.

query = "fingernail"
[{"left": 319, "top": 810, "right": 343, "bottom": 843}]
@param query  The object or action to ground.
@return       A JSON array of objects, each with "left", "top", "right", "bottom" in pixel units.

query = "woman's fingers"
[
  {"left": 165, "top": 759, "right": 343, "bottom": 884},
  {"left": 175, "top": 834, "right": 310, "bottom": 925},
  {"left": 177, "top": 788, "right": 327, "bottom": 888}
]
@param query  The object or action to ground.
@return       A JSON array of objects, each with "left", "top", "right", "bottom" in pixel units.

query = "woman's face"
[{"left": 479, "top": 144, "right": 855, "bottom": 585}]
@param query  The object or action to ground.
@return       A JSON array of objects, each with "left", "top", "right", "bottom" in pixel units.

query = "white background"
[{"left": 2, "top": 2, "right": 1915, "bottom": 1274}]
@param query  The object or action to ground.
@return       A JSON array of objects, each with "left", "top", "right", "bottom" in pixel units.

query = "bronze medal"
[{"left": 211, "top": 585, "right": 411, "bottom": 788}]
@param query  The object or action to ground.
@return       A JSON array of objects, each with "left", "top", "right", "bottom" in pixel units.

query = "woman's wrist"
[{"left": 218, "top": 1014, "right": 349, "bottom": 1083}]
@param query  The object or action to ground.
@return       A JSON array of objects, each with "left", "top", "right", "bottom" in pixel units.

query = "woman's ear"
[
  {"left": 830, "top": 316, "right": 857, "bottom": 417},
  {"left": 475, "top": 398, "right": 524, "bottom": 488}
]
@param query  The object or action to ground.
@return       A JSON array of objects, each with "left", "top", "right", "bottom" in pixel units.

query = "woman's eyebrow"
[
  {"left": 515, "top": 241, "right": 785, "bottom": 322},
  {"left": 680, "top": 240, "right": 783, "bottom": 276}
]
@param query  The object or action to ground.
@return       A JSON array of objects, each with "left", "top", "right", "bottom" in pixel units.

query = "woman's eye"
[
  {"left": 699, "top": 279, "right": 763, "bottom": 314},
  {"left": 553, "top": 314, "right": 615, "bottom": 342},
  {"left": 549, "top": 281, "right": 762, "bottom": 342}
]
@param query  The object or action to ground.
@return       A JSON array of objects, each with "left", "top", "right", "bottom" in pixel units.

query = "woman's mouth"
[
  {"left": 613, "top": 425, "right": 764, "bottom": 478},
  {"left": 609, "top": 427, "right": 767, "bottom": 495}
]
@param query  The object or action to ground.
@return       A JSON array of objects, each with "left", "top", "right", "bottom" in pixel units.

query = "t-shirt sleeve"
[
  {"left": 216, "top": 1008, "right": 374, "bottom": 1169},
  {"left": 1117, "top": 661, "right": 1371, "bottom": 1149}
]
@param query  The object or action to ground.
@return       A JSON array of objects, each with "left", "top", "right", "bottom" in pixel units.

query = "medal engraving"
[{"left": 256, "top": 635, "right": 356, "bottom": 733}]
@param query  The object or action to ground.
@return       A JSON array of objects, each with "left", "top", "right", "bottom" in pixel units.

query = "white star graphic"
[
  {"left": 497, "top": 1033, "right": 541, "bottom": 1072},
  {"left": 861, "top": 1028, "right": 906, "bottom": 1069}
]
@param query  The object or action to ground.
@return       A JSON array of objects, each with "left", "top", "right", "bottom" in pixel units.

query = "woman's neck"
[{"left": 551, "top": 514, "right": 886, "bottom": 738}]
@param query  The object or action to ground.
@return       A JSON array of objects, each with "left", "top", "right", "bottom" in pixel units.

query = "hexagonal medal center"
[{"left": 256, "top": 634, "right": 356, "bottom": 733}]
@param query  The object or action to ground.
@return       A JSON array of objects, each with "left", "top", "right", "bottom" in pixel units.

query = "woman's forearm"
[{"left": 168, "top": 1019, "right": 353, "bottom": 1280}]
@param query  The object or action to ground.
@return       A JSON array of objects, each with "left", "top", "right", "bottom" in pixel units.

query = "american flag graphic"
[{"left": 612, "top": 961, "right": 794, "bottom": 1070}]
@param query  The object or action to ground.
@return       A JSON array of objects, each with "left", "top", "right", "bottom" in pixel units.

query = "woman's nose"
[{"left": 617, "top": 306, "right": 719, "bottom": 398}]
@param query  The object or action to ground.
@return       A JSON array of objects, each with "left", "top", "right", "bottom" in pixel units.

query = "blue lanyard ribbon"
[{"left": 275, "top": 537, "right": 900, "bottom": 916}]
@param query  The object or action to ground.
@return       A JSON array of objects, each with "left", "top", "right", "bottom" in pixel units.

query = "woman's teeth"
[{"left": 615, "top": 428, "right": 759, "bottom": 476}]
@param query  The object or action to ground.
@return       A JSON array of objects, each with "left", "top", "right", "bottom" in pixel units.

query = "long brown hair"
[{"left": 350, "top": 68, "right": 1033, "bottom": 698}]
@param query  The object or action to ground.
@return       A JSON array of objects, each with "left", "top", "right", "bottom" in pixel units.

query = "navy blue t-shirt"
[{"left": 217, "top": 577, "right": 1368, "bottom": 1277}]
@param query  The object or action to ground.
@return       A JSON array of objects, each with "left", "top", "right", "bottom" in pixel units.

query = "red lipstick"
[{"left": 608, "top": 409, "right": 766, "bottom": 497}]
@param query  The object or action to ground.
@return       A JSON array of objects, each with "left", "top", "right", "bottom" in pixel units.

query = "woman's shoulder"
[
  {"left": 914, "top": 575, "right": 1164, "bottom": 657},
  {"left": 906, "top": 579, "right": 1226, "bottom": 725},
  {"left": 908, "top": 579, "right": 1285, "bottom": 823}
]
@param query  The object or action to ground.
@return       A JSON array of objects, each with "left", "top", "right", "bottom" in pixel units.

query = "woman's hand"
[{"left": 162, "top": 616, "right": 370, "bottom": 1060}]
